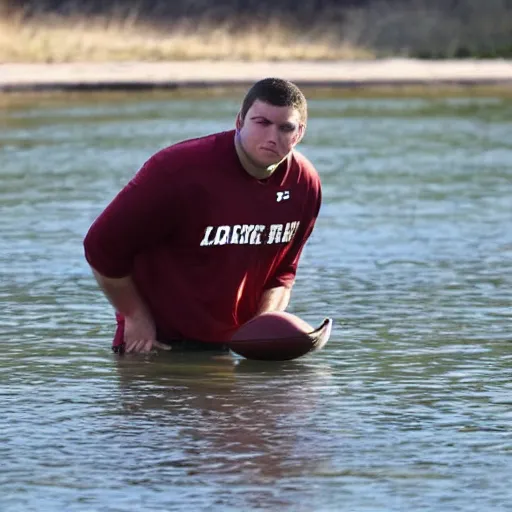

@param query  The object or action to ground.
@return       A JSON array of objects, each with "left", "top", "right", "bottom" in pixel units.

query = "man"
[{"left": 84, "top": 77, "right": 322, "bottom": 354}]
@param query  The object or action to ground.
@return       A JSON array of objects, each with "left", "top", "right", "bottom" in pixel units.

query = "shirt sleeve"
[
  {"left": 263, "top": 179, "right": 322, "bottom": 290},
  {"left": 83, "top": 150, "right": 182, "bottom": 278}
]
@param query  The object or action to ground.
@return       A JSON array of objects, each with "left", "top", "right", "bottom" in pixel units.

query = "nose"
[{"left": 266, "top": 125, "right": 279, "bottom": 145}]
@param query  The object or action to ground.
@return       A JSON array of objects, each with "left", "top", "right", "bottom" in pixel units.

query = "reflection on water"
[
  {"left": 115, "top": 354, "right": 332, "bottom": 481},
  {"left": 1, "top": 91, "right": 511, "bottom": 511}
]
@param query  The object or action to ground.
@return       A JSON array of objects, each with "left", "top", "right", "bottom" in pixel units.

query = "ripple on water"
[{"left": 1, "top": 93, "right": 511, "bottom": 512}]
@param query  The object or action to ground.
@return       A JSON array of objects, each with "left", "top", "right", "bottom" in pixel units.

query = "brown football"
[{"left": 228, "top": 311, "right": 332, "bottom": 361}]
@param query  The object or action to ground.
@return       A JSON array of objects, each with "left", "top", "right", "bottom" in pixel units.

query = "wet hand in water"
[{"left": 123, "top": 312, "right": 171, "bottom": 353}]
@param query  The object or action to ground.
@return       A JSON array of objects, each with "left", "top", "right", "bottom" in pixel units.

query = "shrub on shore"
[{"left": 1, "top": 0, "right": 511, "bottom": 62}]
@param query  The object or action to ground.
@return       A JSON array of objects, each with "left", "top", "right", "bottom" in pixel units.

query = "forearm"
[
  {"left": 91, "top": 268, "right": 150, "bottom": 319},
  {"left": 256, "top": 286, "right": 291, "bottom": 315}
]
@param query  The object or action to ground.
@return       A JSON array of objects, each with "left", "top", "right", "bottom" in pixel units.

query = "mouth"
[{"left": 260, "top": 147, "right": 279, "bottom": 156}]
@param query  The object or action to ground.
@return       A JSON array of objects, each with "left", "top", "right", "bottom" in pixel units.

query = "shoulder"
[
  {"left": 132, "top": 130, "right": 234, "bottom": 188},
  {"left": 151, "top": 130, "right": 235, "bottom": 169},
  {"left": 290, "top": 149, "right": 321, "bottom": 190},
  {"left": 129, "top": 130, "right": 235, "bottom": 196}
]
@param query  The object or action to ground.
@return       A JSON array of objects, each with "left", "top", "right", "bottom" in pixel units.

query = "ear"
[
  {"left": 292, "top": 123, "right": 306, "bottom": 147},
  {"left": 235, "top": 112, "right": 243, "bottom": 131}
]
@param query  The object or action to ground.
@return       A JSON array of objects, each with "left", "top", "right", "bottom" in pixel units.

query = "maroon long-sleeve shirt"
[{"left": 84, "top": 130, "right": 321, "bottom": 346}]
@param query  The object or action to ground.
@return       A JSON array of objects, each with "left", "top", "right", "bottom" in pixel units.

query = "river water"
[{"left": 1, "top": 90, "right": 511, "bottom": 511}]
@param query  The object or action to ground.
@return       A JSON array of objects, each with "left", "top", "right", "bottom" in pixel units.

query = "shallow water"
[{"left": 1, "top": 90, "right": 511, "bottom": 511}]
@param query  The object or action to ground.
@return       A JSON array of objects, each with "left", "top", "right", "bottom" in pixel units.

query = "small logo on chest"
[{"left": 276, "top": 190, "right": 290, "bottom": 202}]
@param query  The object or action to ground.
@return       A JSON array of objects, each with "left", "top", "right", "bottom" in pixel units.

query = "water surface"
[{"left": 1, "top": 90, "right": 511, "bottom": 511}]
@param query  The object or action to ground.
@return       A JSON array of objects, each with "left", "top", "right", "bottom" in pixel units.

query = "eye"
[{"left": 280, "top": 124, "right": 295, "bottom": 133}]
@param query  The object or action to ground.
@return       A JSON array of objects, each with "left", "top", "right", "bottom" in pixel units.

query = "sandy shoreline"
[{"left": 1, "top": 59, "right": 512, "bottom": 92}]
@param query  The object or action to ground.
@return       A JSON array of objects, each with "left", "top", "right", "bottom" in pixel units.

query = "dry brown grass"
[
  {"left": 1, "top": 0, "right": 510, "bottom": 63},
  {"left": 0, "top": 13, "right": 373, "bottom": 63}
]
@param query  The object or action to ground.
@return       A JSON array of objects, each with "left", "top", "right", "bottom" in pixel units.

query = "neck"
[{"left": 234, "top": 132, "right": 287, "bottom": 180}]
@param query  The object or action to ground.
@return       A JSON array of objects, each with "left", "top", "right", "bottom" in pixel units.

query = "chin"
[
  {"left": 261, "top": 159, "right": 280, "bottom": 168},
  {"left": 244, "top": 146, "right": 281, "bottom": 168},
  {"left": 258, "top": 153, "right": 282, "bottom": 167}
]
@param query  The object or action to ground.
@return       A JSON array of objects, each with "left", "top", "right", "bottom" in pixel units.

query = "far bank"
[{"left": 1, "top": 59, "right": 512, "bottom": 94}]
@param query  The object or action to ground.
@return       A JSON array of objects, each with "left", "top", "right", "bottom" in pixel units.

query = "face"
[{"left": 236, "top": 99, "right": 305, "bottom": 168}]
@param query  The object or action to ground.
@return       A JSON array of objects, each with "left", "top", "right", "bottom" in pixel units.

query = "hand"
[{"left": 123, "top": 311, "right": 171, "bottom": 354}]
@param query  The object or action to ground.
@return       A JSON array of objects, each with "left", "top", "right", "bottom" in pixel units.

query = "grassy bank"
[
  {"left": 3, "top": 84, "right": 512, "bottom": 110},
  {"left": 1, "top": 0, "right": 511, "bottom": 63},
  {"left": 0, "top": 14, "right": 372, "bottom": 63}
]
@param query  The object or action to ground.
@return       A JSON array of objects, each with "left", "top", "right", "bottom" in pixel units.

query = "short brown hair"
[{"left": 240, "top": 78, "right": 307, "bottom": 126}]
